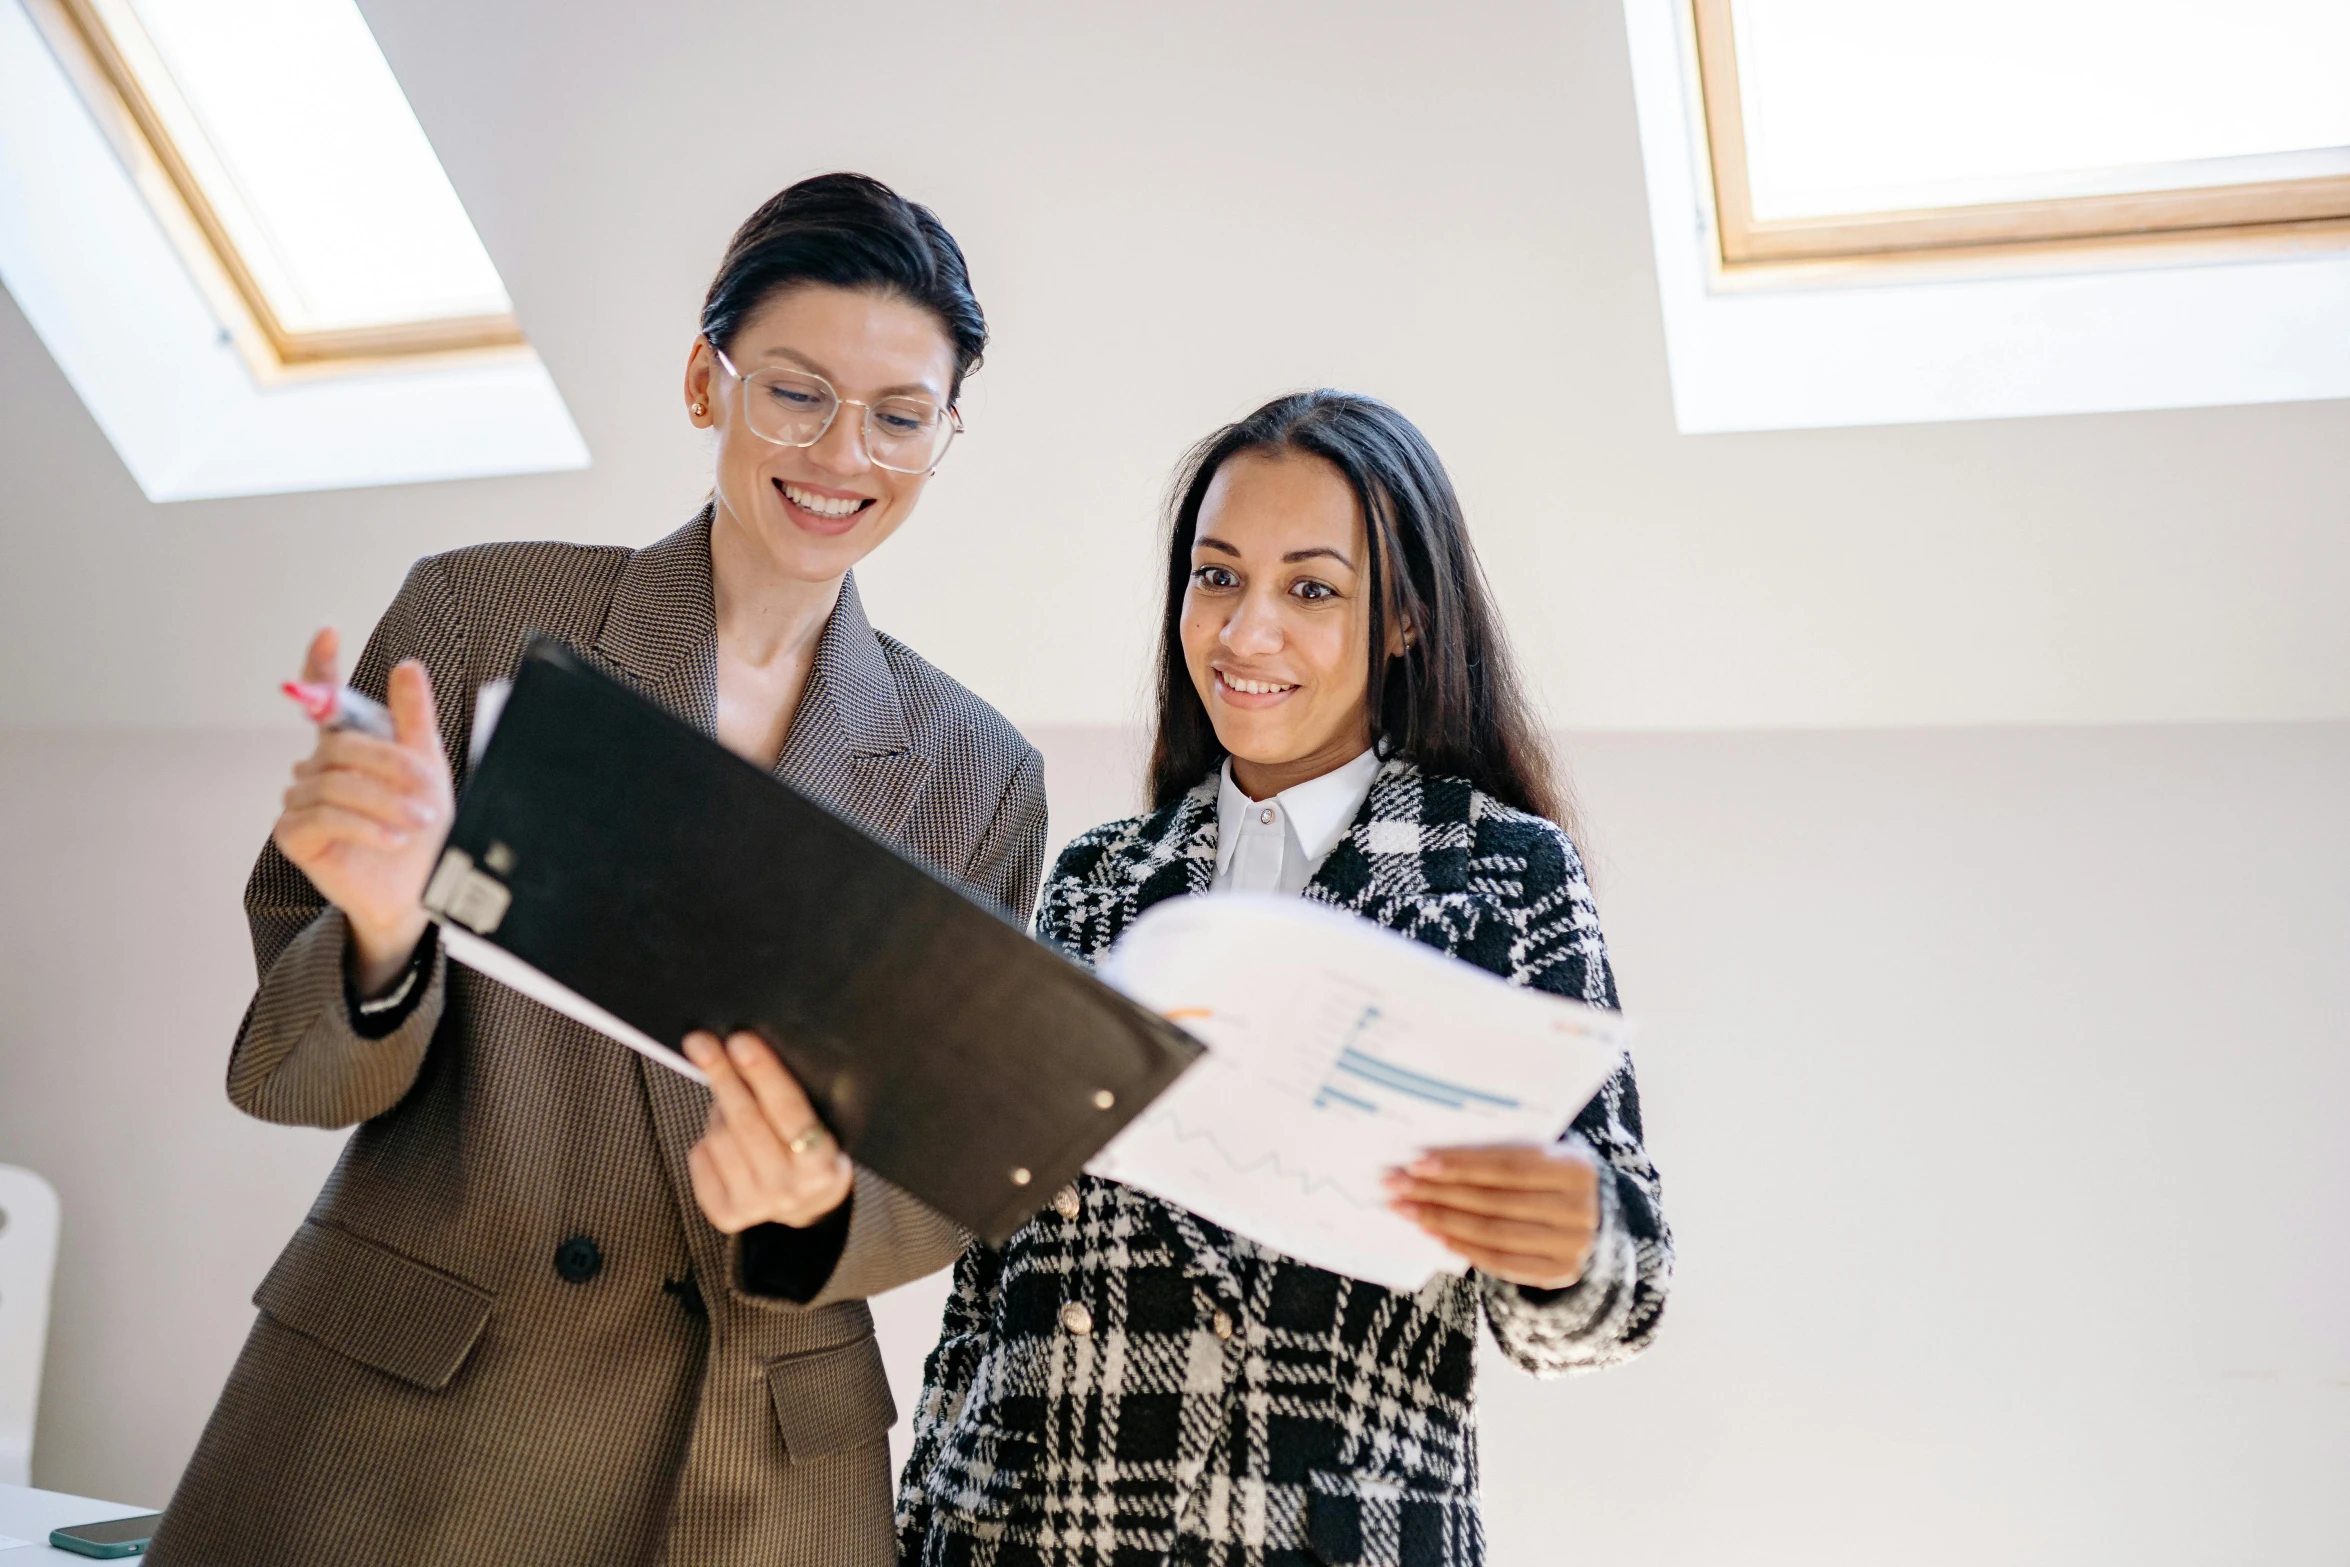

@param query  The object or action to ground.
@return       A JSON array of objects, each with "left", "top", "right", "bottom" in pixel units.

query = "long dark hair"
[
  {"left": 700, "top": 172, "right": 987, "bottom": 401},
  {"left": 1147, "top": 390, "right": 1566, "bottom": 825}
]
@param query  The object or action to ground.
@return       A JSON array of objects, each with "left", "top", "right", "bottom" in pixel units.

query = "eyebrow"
[
  {"left": 1193, "top": 536, "right": 1356, "bottom": 569},
  {"left": 754, "top": 345, "right": 944, "bottom": 401}
]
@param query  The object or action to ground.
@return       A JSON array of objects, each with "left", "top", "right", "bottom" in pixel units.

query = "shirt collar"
[{"left": 1215, "top": 746, "right": 1382, "bottom": 874}]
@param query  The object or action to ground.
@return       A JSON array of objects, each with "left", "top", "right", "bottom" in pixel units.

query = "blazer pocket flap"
[
  {"left": 766, "top": 1336, "right": 896, "bottom": 1464},
  {"left": 254, "top": 1220, "right": 492, "bottom": 1391}
]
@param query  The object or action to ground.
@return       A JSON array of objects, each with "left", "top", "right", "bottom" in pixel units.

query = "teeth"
[
  {"left": 781, "top": 482, "right": 867, "bottom": 519},
  {"left": 1221, "top": 672, "right": 1296, "bottom": 695}
]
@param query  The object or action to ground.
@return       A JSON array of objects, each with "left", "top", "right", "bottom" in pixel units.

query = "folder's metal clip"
[{"left": 422, "top": 846, "right": 514, "bottom": 935}]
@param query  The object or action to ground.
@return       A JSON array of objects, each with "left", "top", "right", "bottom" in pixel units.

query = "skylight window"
[
  {"left": 1694, "top": 0, "right": 2350, "bottom": 265},
  {"left": 1618, "top": 0, "right": 2350, "bottom": 430},
  {"left": 53, "top": 0, "right": 522, "bottom": 361},
  {"left": 0, "top": 0, "right": 584, "bottom": 496}
]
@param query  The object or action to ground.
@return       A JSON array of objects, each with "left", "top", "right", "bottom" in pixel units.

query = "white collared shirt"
[{"left": 1213, "top": 747, "right": 1382, "bottom": 897}]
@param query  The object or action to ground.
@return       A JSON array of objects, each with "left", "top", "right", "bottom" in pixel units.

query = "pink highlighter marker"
[{"left": 283, "top": 680, "right": 397, "bottom": 740}]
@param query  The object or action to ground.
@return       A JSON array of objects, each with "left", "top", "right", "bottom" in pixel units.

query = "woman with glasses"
[
  {"left": 896, "top": 392, "right": 1672, "bottom": 1567},
  {"left": 149, "top": 174, "right": 1037, "bottom": 1567}
]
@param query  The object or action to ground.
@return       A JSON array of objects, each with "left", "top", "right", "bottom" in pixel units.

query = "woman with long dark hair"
[
  {"left": 898, "top": 391, "right": 1671, "bottom": 1567},
  {"left": 151, "top": 174, "right": 1037, "bottom": 1567}
]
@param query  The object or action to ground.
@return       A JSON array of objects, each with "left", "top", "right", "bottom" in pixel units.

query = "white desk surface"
[{"left": 0, "top": 1484, "right": 158, "bottom": 1559}]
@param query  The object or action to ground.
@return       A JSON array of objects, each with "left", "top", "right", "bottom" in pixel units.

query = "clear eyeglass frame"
[{"left": 710, "top": 345, "right": 961, "bottom": 475}]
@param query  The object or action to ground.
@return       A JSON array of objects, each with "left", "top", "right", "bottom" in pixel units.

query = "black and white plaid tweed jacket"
[{"left": 897, "top": 759, "right": 1672, "bottom": 1567}]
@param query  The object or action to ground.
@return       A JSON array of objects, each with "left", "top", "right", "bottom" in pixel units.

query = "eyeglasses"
[{"left": 711, "top": 346, "right": 962, "bottom": 475}]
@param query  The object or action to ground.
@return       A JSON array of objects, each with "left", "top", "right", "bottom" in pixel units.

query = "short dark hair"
[
  {"left": 700, "top": 172, "right": 987, "bottom": 400},
  {"left": 1147, "top": 390, "right": 1567, "bottom": 827}
]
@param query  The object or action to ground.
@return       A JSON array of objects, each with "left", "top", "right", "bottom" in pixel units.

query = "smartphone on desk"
[{"left": 50, "top": 1514, "right": 162, "bottom": 1558}]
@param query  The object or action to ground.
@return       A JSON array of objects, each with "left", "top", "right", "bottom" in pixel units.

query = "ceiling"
[{"left": 2, "top": 0, "right": 2346, "bottom": 731}]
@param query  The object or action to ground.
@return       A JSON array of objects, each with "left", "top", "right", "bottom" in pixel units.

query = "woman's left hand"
[
  {"left": 1384, "top": 1144, "right": 1601, "bottom": 1289},
  {"left": 684, "top": 1030, "right": 855, "bottom": 1232}
]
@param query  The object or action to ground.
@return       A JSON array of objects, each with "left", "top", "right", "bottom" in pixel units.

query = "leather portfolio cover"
[{"left": 421, "top": 637, "right": 1201, "bottom": 1244}]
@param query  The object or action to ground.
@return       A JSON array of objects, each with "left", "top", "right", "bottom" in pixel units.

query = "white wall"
[
  {"left": 5, "top": 723, "right": 2345, "bottom": 1563},
  {"left": 1488, "top": 724, "right": 2350, "bottom": 1566},
  {"left": 0, "top": 731, "right": 338, "bottom": 1505},
  {"left": 2, "top": 0, "right": 2347, "bottom": 736}
]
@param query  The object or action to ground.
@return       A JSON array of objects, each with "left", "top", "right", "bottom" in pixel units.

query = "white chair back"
[{"left": 0, "top": 1165, "right": 61, "bottom": 1487}]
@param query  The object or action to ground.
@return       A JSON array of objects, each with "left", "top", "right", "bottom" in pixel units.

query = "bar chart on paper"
[
  {"left": 1092, "top": 896, "right": 1629, "bottom": 1289},
  {"left": 1314, "top": 1002, "right": 1529, "bottom": 1116}
]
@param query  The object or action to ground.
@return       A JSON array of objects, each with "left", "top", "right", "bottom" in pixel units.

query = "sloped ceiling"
[{"left": 2, "top": 0, "right": 2345, "bottom": 729}]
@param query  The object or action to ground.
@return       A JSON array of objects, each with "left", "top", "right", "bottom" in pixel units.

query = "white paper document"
[
  {"left": 1090, "top": 894, "right": 1629, "bottom": 1291},
  {"left": 437, "top": 921, "right": 711, "bottom": 1086}
]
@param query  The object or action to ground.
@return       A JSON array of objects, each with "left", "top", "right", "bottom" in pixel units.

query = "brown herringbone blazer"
[{"left": 150, "top": 513, "right": 1046, "bottom": 1567}]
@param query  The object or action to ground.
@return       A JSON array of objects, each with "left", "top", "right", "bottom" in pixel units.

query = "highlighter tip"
[{"left": 282, "top": 680, "right": 334, "bottom": 722}]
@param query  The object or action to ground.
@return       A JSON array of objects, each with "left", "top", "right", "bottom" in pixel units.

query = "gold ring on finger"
[{"left": 786, "top": 1125, "right": 828, "bottom": 1155}]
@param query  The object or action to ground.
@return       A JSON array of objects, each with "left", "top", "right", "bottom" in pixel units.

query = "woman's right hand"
[{"left": 271, "top": 628, "right": 455, "bottom": 996}]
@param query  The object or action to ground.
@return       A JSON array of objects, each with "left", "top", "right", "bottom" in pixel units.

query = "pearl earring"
[{"left": 690, "top": 402, "right": 707, "bottom": 418}]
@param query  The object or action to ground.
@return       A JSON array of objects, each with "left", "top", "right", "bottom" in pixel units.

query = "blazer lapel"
[
  {"left": 586, "top": 507, "right": 721, "bottom": 733},
  {"left": 587, "top": 513, "right": 926, "bottom": 837},
  {"left": 1121, "top": 780, "right": 1220, "bottom": 920},
  {"left": 1304, "top": 757, "right": 1432, "bottom": 914},
  {"left": 774, "top": 574, "right": 932, "bottom": 843}
]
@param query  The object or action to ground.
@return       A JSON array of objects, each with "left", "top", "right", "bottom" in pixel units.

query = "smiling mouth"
[
  {"left": 1217, "top": 669, "right": 1299, "bottom": 697},
  {"left": 776, "top": 479, "right": 875, "bottom": 520}
]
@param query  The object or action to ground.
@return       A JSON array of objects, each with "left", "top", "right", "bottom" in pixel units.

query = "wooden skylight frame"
[
  {"left": 1689, "top": 0, "right": 2350, "bottom": 270},
  {"left": 32, "top": 0, "right": 524, "bottom": 370}
]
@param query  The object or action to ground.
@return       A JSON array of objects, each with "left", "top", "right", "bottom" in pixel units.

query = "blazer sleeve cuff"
[
  {"left": 347, "top": 924, "right": 440, "bottom": 1039},
  {"left": 733, "top": 1195, "right": 856, "bottom": 1305},
  {"left": 226, "top": 905, "right": 447, "bottom": 1128},
  {"left": 726, "top": 1164, "right": 969, "bottom": 1312},
  {"left": 1478, "top": 1135, "right": 1640, "bottom": 1360}
]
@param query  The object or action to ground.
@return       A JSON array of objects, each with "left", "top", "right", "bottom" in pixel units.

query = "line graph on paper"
[
  {"left": 1133, "top": 1110, "right": 1385, "bottom": 1208},
  {"left": 1089, "top": 894, "right": 1629, "bottom": 1289}
]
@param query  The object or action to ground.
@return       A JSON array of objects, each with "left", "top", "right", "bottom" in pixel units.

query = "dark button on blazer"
[
  {"left": 150, "top": 512, "right": 1046, "bottom": 1567},
  {"left": 553, "top": 1235, "right": 602, "bottom": 1285}
]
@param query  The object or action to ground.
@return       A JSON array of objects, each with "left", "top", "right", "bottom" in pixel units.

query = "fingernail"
[
  {"left": 1407, "top": 1157, "right": 1440, "bottom": 1177},
  {"left": 729, "top": 1036, "right": 756, "bottom": 1062}
]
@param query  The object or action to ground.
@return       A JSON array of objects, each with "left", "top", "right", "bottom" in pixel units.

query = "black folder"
[{"left": 421, "top": 637, "right": 1200, "bottom": 1244}]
